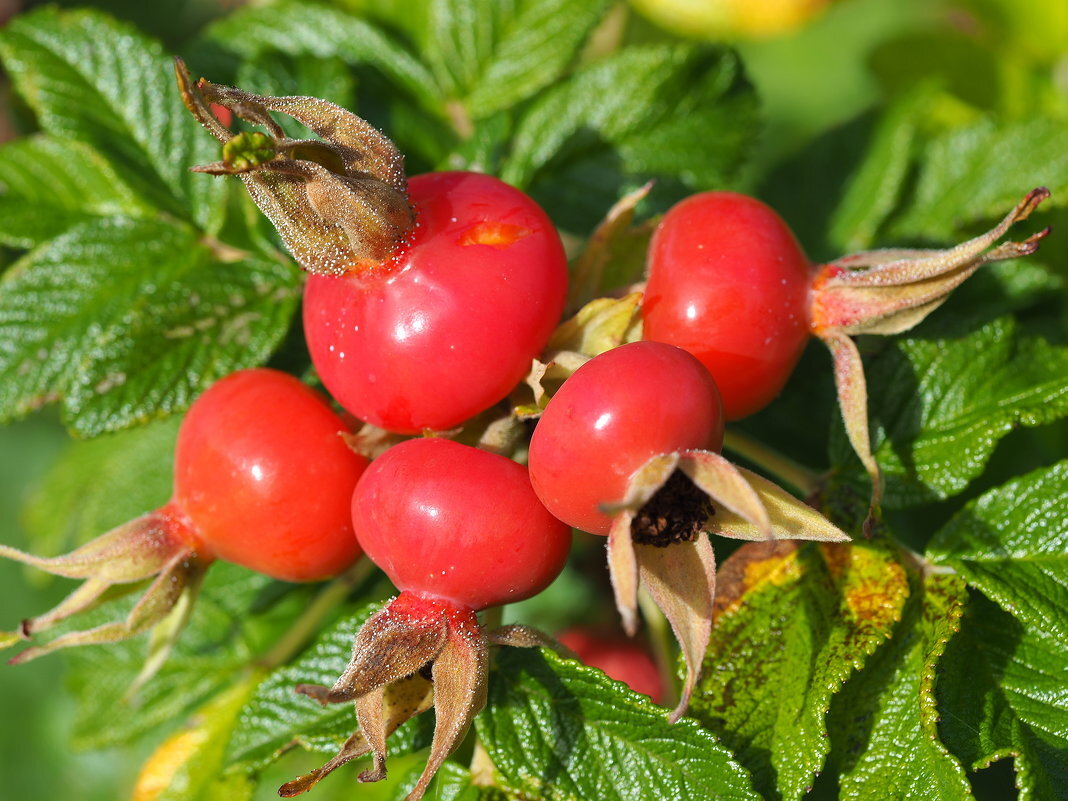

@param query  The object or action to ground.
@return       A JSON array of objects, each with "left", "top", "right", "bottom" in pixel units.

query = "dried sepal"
[
  {"left": 0, "top": 508, "right": 208, "bottom": 675},
  {"left": 636, "top": 536, "right": 715, "bottom": 723},
  {"left": 285, "top": 592, "right": 488, "bottom": 801},
  {"left": 598, "top": 448, "right": 850, "bottom": 720},
  {"left": 174, "top": 58, "right": 414, "bottom": 277},
  {"left": 568, "top": 182, "right": 654, "bottom": 308},
  {"left": 809, "top": 188, "right": 1051, "bottom": 526}
]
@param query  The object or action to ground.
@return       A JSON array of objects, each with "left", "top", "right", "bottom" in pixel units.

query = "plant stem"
[
  {"left": 257, "top": 559, "right": 373, "bottom": 671},
  {"left": 637, "top": 588, "right": 677, "bottom": 710},
  {"left": 723, "top": 428, "right": 823, "bottom": 497}
]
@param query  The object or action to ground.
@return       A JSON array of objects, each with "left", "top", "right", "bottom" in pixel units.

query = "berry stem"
[
  {"left": 637, "top": 588, "right": 677, "bottom": 712},
  {"left": 722, "top": 428, "right": 822, "bottom": 498},
  {"left": 257, "top": 559, "right": 374, "bottom": 671}
]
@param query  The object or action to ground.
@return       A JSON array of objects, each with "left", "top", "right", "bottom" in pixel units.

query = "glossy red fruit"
[
  {"left": 174, "top": 368, "right": 368, "bottom": 581},
  {"left": 528, "top": 341, "right": 724, "bottom": 535},
  {"left": 643, "top": 191, "right": 812, "bottom": 420},
  {"left": 352, "top": 437, "right": 571, "bottom": 610},
  {"left": 559, "top": 627, "right": 664, "bottom": 703},
  {"left": 304, "top": 171, "right": 568, "bottom": 434}
]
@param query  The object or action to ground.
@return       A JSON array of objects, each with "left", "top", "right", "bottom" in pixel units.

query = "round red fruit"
[
  {"left": 304, "top": 171, "right": 568, "bottom": 433},
  {"left": 559, "top": 627, "right": 664, "bottom": 703},
  {"left": 352, "top": 438, "right": 571, "bottom": 611},
  {"left": 642, "top": 191, "right": 813, "bottom": 420},
  {"left": 174, "top": 368, "right": 368, "bottom": 581},
  {"left": 528, "top": 341, "right": 724, "bottom": 535}
]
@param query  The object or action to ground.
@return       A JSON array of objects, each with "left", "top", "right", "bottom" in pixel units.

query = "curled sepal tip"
[
  {"left": 283, "top": 592, "right": 487, "bottom": 801},
  {"left": 174, "top": 57, "right": 414, "bottom": 277},
  {"left": 600, "top": 449, "right": 849, "bottom": 720},
  {"left": 0, "top": 507, "right": 209, "bottom": 675},
  {"left": 810, "top": 188, "right": 1051, "bottom": 527}
]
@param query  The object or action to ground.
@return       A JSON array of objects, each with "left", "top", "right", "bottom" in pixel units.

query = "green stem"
[
  {"left": 722, "top": 428, "right": 823, "bottom": 497},
  {"left": 637, "top": 588, "right": 676, "bottom": 711},
  {"left": 480, "top": 604, "right": 504, "bottom": 631},
  {"left": 257, "top": 559, "right": 373, "bottom": 671}
]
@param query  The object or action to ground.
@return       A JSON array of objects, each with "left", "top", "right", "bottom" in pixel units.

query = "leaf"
[
  {"left": 501, "top": 44, "right": 758, "bottom": 231},
  {"left": 227, "top": 605, "right": 433, "bottom": 771},
  {"left": 0, "top": 217, "right": 301, "bottom": 435},
  {"left": 827, "top": 573, "right": 971, "bottom": 800},
  {"left": 479, "top": 647, "right": 759, "bottom": 801},
  {"left": 689, "top": 539, "right": 909, "bottom": 801},
  {"left": 0, "top": 135, "right": 153, "bottom": 248},
  {"left": 0, "top": 7, "right": 226, "bottom": 231},
  {"left": 927, "top": 461, "right": 1068, "bottom": 641},
  {"left": 841, "top": 318, "right": 1068, "bottom": 507},
  {"left": 828, "top": 86, "right": 930, "bottom": 252},
  {"left": 66, "top": 563, "right": 286, "bottom": 750},
  {"left": 201, "top": 0, "right": 440, "bottom": 112},
  {"left": 938, "top": 592, "right": 1068, "bottom": 800},
  {"left": 22, "top": 415, "right": 179, "bottom": 557},
  {"left": 421, "top": 0, "right": 611, "bottom": 119},
  {"left": 892, "top": 116, "right": 1068, "bottom": 240},
  {"left": 131, "top": 675, "right": 261, "bottom": 801}
]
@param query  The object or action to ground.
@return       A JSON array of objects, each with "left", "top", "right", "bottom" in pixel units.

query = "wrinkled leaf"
[
  {"left": 691, "top": 539, "right": 909, "bottom": 801},
  {"left": 0, "top": 217, "right": 301, "bottom": 435},
  {"left": 480, "top": 647, "right": 759, "bottom": 801}
]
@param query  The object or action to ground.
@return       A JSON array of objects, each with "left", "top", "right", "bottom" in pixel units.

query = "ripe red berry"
[
  {"left": 528, "top": 341, "right": 724, "bottom": 535},
  {"left": 1, "top": 368, "right": 368, "bottom": 665},
  {"left": 642, "top": 191, "right": 812, "bottom": 420},
  {"left": 304, "top": 171, "right": 568, "bottom": 433},
  {"left": 353, "top": 437, "right": 571, "bottom": 610},
  {"left": 559, "top": 627, "right": 665, "bottom": 703},
  {"left": 173, "top": 368, "right": 369, "bottom": 582}
]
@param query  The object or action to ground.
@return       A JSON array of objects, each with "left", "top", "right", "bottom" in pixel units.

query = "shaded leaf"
[
  {"left": 479, "top": 647, "right": 759, "bottom": 801},
  {"left": 690, "top": 539, "right": 909, "bottom": 801},
  {"left": 938, "top": 593, "right": 1068, "bottom": 800},
  {"left": 839, "top": 318, "right": 1068, "bottom": 507},
  {"left": 828, "top": 573, "right": 971, "bottom": 800},
  {"left": 928, "top": 461, "right": 1068, "bottom": 641}
]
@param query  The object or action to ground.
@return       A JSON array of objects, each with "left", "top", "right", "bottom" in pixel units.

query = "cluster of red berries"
[{"left": 3, "top": 68, "right": 1049, "bottom": 801}]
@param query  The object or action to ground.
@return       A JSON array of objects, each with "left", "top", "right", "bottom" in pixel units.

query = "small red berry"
[
  {"left": 642, "top": 191, "right": 812, "bottom": 420},
  {"left": 304, "top": 171, "right": 568, "bottom": 433},
  {"left": 528, "top": 341, "right": 724, "bottom": 535},
  {"left": 559, "top": 627, "right": 665, "bottom": 703}
]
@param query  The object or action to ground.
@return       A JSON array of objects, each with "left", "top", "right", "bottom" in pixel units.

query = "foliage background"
[{"left": 0, "top": 0, "right": 1065, "bottom": 798}]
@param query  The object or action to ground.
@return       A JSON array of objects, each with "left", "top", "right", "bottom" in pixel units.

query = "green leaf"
[
  {"left": 0, "top": 217, "right": 301, "bottom": 435},
  {"left": 22, "top": 415, "right": 178, "bottom": 557},
  {"left": 0, "top": 135, "right": 153, "bottom": 248},
  {"left": 421, "top": 0, "right": 610, "bottom": 119},
  {"left": 892, "top": 116, "right": 1068, "bottom": 240},
  {"left": 479, "top": 646, "right": 759, "bottom": 801},
  {"left": 927, "top": 461, "right": 1068, "bottom": 641},
  {"left": 227, "top": 604, "right": 432, "bottom": 770},
  {"left": 938, "top": 592, "right": 1068, "bottom": 800},
  {"left": 501, "top": 44, "right": 758, "bottom": 230},
  {"left": 845, "top": 318, "right": 1068, "bottom": 507},
  {"left": 828, "top": 573, "right": 971, "bottom": 800},
  {"left": 689, "top": 540, "right": 909, "bottom": 801},
  {"left": 67, "top": 563, "right": 285, "bottom": 750},
  {"left": 202, "top": 0, "right": 440, "bottom": 112},
  {"left": 828, "top": 86, "right": 930, "bottom": 252},
  {"left": 0, "top": 7, "right": 226, "bottom": 231}
]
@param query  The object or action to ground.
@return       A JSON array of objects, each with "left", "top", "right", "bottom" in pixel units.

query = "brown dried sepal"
[
  {"left": 283, "top": 592, "right": 487, "bottom": 801},
  {"left": 809, "top": 188, "right": 1051, "bottom": 531},
  {"left": 174, "top": 58, "right": 414, "bottom": 277},
  {"left": 0, "top": 505, "right": 210, "bottom": 684},
  {"left": 601, "top": 449, "right": 850, "bottom": 721}
]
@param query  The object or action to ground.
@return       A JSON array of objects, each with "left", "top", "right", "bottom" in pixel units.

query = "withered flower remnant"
[{"left": 174, "top": 58, "right": 415, "bottom": 277}]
